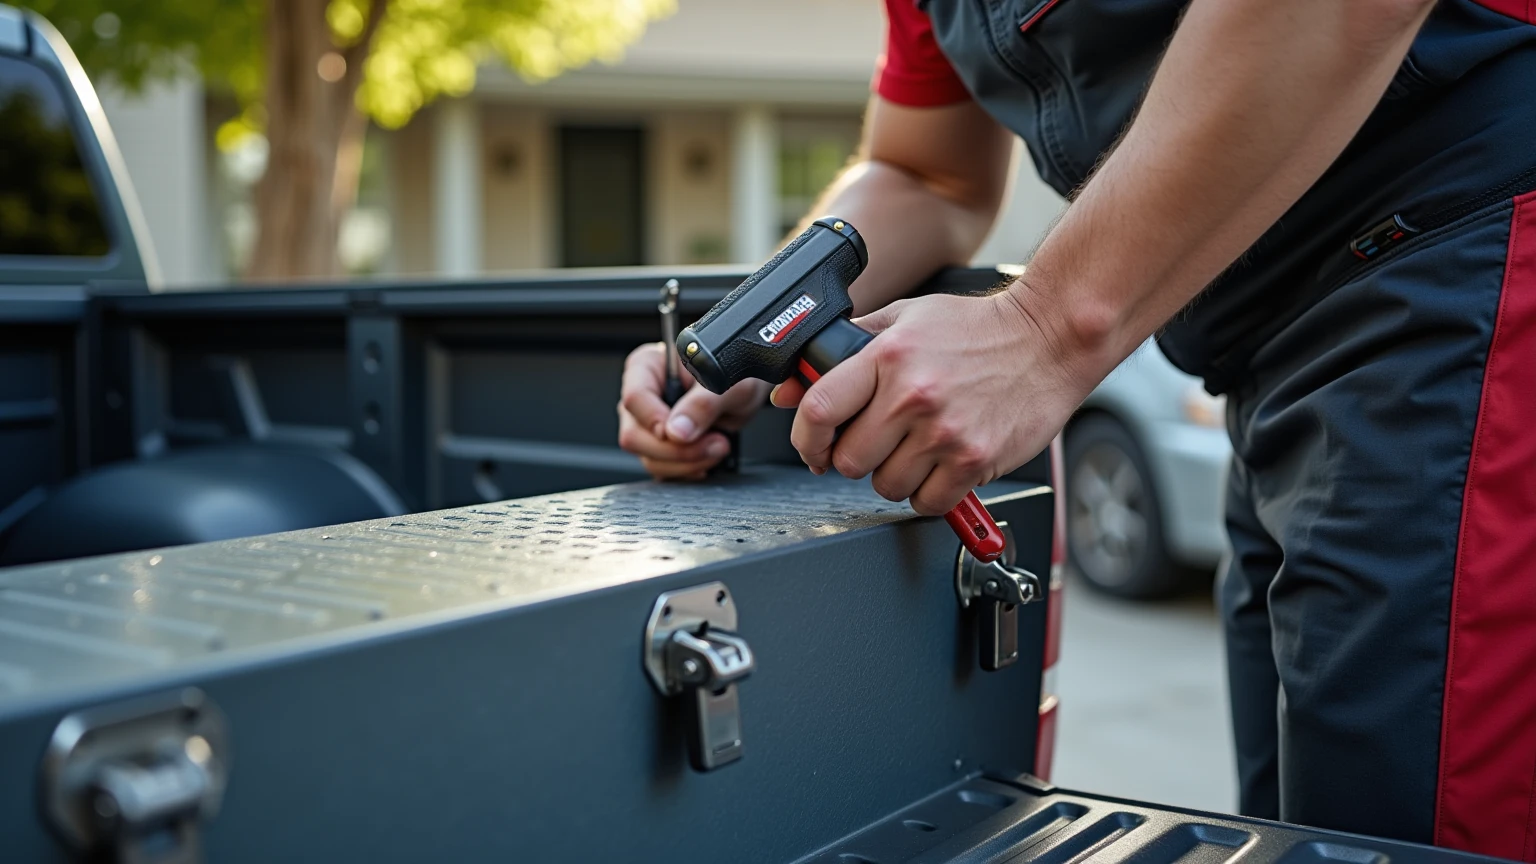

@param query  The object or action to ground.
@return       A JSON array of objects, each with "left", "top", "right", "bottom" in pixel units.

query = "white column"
[
  {"left": 730, "top": 104, "right": 779, "bottom": 264},
  {"left": 433, "top": 98, "right": 483, "bottom": 277},
  {"left": 98, "top": 77, "right": 211, "bottom": 286}
]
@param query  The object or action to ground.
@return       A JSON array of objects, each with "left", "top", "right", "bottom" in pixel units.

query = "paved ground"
[{"left": 1050, "top": 571, "right": 1238, "bottom": 814}]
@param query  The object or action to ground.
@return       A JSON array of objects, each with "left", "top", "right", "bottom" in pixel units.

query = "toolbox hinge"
[
  {"left": 41, "top": 688, "right": 230, "bottom": 864},
  {"left": 644, "top": 582, "right": 755, "bottom": 771},
  {"left": 956, "top": 520, "right": 1043, "bottom": 671}
]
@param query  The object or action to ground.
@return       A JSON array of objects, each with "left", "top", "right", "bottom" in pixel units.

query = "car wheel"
[{"left": 1065, "top": 414, "right": 1189, "bottom": 600}]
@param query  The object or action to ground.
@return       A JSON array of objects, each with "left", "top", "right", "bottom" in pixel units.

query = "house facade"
[{"left": 98, "top": 0, "right": 1064, "bottom": 286}]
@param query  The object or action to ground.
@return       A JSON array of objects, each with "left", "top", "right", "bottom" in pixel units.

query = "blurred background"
[
  {"left": 29, "top": 0, "right": 1068, "bottom": 287},
  {"left": 10, "top": 0, "right": 1236, "bottom": 815}
]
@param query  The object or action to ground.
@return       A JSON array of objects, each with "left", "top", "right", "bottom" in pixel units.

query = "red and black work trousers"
[{"left": 1221, "top": 190, "right": 1536, "bottom": 861}]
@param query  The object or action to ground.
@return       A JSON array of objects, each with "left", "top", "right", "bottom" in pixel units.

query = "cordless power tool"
[{"left": 676, "top": 218, "right": 1042, "bottom": 657}]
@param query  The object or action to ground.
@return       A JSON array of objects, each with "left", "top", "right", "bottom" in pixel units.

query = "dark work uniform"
[{"left": 875, "top": 1, "right": 1536, "bottom": 859}]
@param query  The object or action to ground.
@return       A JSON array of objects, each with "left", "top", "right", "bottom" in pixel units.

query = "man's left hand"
[{"left": 770, "top": 287, "right": 1093, "bottom": 516}]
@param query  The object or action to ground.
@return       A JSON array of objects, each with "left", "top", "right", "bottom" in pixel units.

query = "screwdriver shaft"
[{"left": 659, "top": 279, "right": 685, "bottom": 406}]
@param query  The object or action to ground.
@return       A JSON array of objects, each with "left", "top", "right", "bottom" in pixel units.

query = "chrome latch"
[
  {"left": 41, "top": 688, "right": 229, "bottom": 864},
  {"left": 956, "top": 521, "right": 1042, "bottom": 671},
  {"left": 645, "top": 582, "right": 755, "bottom": 771}
]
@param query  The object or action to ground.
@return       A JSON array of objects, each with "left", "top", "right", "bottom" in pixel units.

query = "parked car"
[{"left": 1066, "top": 339, "right": 1231, "bottom": 599}]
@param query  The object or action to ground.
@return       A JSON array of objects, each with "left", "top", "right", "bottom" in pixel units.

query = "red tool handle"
[
  {"left": 795, "top": 353, "right": 1009, "bottom": 564},
  {"left": 945, "top": 490, "right": 1008, "bottom": 564}
]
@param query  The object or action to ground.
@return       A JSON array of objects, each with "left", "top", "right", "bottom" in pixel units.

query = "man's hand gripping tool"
[{"left": 676, "top": 219, "right": 1042, "bottom": 663}]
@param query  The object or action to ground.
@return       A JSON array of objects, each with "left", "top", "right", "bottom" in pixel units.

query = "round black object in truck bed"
[{"left": 0, "top": 445, "right": 405, "bottom": 566}]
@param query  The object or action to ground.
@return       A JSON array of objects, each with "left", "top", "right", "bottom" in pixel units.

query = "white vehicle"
[{"left": 1065, "top": 340, "right": 1230, "bottom": 599}]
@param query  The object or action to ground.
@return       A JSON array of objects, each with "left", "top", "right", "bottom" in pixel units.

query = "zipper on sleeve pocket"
[
  {"left": 1350, "top": 215, "right": 1418, "bottom": 261},
  {"left": 1329, "top": 162, "right": 1536, "bottom": 291}
]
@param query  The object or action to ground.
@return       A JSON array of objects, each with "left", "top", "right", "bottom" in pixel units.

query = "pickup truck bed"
[{"left": 804, "top": 775, "right": 1501, "bottom": 864}]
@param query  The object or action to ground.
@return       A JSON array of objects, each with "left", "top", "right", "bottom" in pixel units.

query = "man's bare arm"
[
  {"left": 800, "top": 96, "right": 1015, "bottom": 315},
  {"left": 782, "top": 0, "right": 1439, "bottom": 515},
  {"left": 1024, "top": 0, "right": 1438, "bottom": 384}
]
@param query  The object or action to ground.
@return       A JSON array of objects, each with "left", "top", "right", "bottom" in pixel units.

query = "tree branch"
[{"left": 340, "top": 0, "right": 387, "bottom": 88}]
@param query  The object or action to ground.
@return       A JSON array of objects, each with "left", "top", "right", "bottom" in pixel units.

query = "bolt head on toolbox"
[{"left": 676, "top": 218, "right": 868, "bottom": 394}]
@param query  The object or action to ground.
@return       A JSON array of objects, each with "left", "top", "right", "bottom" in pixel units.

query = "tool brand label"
[{"left": 759, "top": 294, "right": 817, "bottom": 344}]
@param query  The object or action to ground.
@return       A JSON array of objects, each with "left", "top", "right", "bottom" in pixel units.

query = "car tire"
[{"left": 1065, "top": 413, "right": 1193, "bottom": 600}]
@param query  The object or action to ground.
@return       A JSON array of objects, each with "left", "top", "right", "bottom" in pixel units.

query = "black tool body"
[
  {"left": 677, "top": 218, "right": 868, "bottom": 395},
  {"left": 797, "top": 317, "right": 874, "bottom": 386},
  {"left": 678, "top": 218, "right": 1010, "bottom": 566}
]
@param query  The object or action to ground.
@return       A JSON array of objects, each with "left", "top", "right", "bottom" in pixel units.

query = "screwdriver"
[
  {"left": 658, "top": 279, "right": 687, "bottom": 406},
  {"left": 658, "top": 279, "right": 738, "bottom": 472}
]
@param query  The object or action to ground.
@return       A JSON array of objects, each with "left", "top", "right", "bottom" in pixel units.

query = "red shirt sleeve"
[{"left": 872, "top": 0, "right": 972, "bottom": 107}]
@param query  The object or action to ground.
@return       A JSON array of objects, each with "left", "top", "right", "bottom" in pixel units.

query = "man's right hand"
[
  {"left": 618, "top": 342, "right": 768, "bottom": 480},
  {"left": 615, "top": 96, "right": 1013, "bottom": 481}
]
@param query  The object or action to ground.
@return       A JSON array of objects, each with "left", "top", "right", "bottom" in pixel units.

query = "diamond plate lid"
[{"left": 0, "top": 469, "right": 919, "bottom": 704}]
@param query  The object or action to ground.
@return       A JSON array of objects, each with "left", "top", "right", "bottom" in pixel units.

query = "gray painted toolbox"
[
  {"left": 0, "top": 469, "right": 1504, "bottom": 863},
  {"left": 0, "top": 469, "right": 1053, "bottom": 862}
]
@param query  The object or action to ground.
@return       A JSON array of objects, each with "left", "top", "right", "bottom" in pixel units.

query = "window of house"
[
  {"left": 0, "top": 55, "right": 111, "bottom": 257},
  {"left": 777, "top": 115, "right": 861, "bottom": 239}
]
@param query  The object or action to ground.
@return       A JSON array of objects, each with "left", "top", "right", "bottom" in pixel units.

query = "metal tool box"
[
  {"left": 0, "top": 469, "right": 1501, "bottom": 863},
  {"left": 0, "top": 469, "right": 1053, "bottom": 862}
]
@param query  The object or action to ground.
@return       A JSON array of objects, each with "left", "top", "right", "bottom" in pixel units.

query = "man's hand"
[
  {"left": 771, "top": 288, "right": 1094, "bottom": 516},
  {"left": 618, "top": 342, "right": 768, "bottom": 480}
]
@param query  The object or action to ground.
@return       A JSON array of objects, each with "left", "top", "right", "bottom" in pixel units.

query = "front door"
[{"left": 558, "top": 126, "right": 645, "bottom": 268}]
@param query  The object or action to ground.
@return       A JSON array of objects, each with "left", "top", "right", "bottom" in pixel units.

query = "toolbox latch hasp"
[
  {"left": 644, "top": 581, "right": 755, "bottom": 772},
  {"left": 955, "top": 521, "right": 1042, "bottom": 671},
  {"left": 40, "top": 688, "right": 230, "bottom": 864}
]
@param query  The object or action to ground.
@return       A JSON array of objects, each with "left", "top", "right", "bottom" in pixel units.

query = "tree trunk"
[{"left": 245, "top": 0, "right": 385, "bottom": 281}]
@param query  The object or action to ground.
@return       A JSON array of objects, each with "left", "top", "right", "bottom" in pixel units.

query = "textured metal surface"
[
  {"left": 795, "top": 776, "right": 1499, "bottom": 864},
  {"left": 0, "top": 469, "right": 912, "bottom": 705},
  {"left": 0, "top": 468, "right": 1051, "bottom": 863}
]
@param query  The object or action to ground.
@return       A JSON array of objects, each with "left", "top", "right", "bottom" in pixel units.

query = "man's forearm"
[
  {"left": 806, "top": 161, "right": 994, "bottom": 314},
  {"left": 796, "top": 98, "right": 1014, "bottom": 315},
  {"left": 1018, "top": 0, "right": 1437, "bottom": 383}
]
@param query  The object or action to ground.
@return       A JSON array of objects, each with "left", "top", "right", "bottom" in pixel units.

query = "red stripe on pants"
[{"left": 1436, "top": 189, "right": 1536, "bottom": 860}]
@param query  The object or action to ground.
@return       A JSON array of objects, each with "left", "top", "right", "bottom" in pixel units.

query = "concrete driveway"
[{"left": 1052, "top": 571, "right": 1237, "bottom": 814}]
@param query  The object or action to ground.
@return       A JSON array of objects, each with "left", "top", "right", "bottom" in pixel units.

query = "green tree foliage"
[
  {"left": 18, "top": 0, "right": 673, "bottom": 277},
  {"left": 20, "top": 0, "right": 674, "bottom": 142},
  {"left": 347, "top": 0, "right": 673, "bottom": 129},
  {"left": 20, "top": 1, "right": 264, "bottom": 126}
]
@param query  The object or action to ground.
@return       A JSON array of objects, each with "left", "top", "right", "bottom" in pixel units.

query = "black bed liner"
[{"left": 802, "top": 774, "right": 1499, "bottom": 864}]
